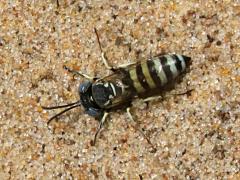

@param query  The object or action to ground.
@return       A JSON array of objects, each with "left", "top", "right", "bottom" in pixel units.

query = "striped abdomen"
[{"left": 125, "top": 54, "right": 191, "bottom": 94}]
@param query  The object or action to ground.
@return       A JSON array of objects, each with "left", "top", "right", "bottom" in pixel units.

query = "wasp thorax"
[{"left": 91, "top": 82, "right": 116, "bottom": 107}]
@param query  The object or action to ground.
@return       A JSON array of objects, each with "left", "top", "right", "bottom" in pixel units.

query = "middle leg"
[{"left": 94, "top": 28, "right": 115, "bottom": 71}]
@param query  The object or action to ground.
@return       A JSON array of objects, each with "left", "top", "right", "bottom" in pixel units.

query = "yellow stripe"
[
  {"left": 129, "top": 68, "right": 145, "bottom": 93},
  {"left": 166, "top": 55, "right": 178, "bottom": 78},
  {"left": 141, "top": 62, "right": 156, "bottom": 89},
  {"left": 153, "top": 58, "right": 168, "bottom": 85}
]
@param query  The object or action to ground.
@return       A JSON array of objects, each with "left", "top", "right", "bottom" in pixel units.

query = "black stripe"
[
  {"left": 121, "top": 69, "right": 137, "bottom": 94},
  {"left": 136, "top": 63, "right": 150, "bottom": 90},
  {"left": 147, "top": 60, "right": 162, "bottom": 87},
  {"left": 159, "top": 56, "right": 173, "bottom": 82},
  {"left": 172, "top": 54, "right": 182, "bottom": 72},
  {"left": 182, "top": 55, "right": 191, "bottom": 68}
]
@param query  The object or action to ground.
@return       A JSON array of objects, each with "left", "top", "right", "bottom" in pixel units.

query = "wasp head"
[{"left": 79, "top": 81, "right": 104, "bottom": 119}]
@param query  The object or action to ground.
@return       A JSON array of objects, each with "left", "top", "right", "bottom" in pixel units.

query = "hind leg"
[{"left": 126, "top": 107, "right": 157, "bottom": 153}]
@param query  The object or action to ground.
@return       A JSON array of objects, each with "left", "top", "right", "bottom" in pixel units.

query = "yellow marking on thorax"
[
  {"left": 129, "top": 68, "right": 145, "bottom": 93},
  {"left": 141, "top": 62, "right": 156, "bottom": 89}
]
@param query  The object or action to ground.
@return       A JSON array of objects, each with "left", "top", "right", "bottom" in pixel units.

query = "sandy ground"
[{"left": 0, "top": 0, "right": 239, "bottom": 179}]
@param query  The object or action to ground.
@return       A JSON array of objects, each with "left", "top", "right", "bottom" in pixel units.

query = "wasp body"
[
  {"left": 80, "top": 54, "right": 191, "bottom": 119},
  {"left": 42, "top": 29, "right": 191, "bottom": 147}
]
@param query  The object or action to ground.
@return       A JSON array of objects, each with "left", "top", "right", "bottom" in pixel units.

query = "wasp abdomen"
[{"left": 126, "top": 54, "right": 191, "bottom": 94}]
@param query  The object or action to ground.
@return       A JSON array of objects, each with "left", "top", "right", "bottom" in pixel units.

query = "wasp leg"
[
  {"left": 143, "top": 96, "right": 163, "bottom": 102},
  {"left": 92, "top": 112, "right": 109, "bottom": 145},
  {"left": 56, "top": 0, "right": 59, "bottom": 8},
  {"left": 99, "top": 47, "right": 136, "bottom": 71},
  {"left": 143, "top": 89, "right": 194, "bottom": 102},
  {"left": 100, "top": 52, "right": 115, "bottom": 71},
  {"left": 63, "top": 65, "right": 97, "bottom": 81},
  {"left": 94, "top": 28, "right": 116, "bottom": 71},
  {"left": 161, "top": 89, "right": 194, "bottom": 100},
  {"left": 170, "top": 89, "right": 194, "bottom": 96},
  {"left": 126, "top": 107, "right": 157, "bottom": 153},
  {"left": 95, "top": 28, "right": 136, "bottom": 71},
  {"left": 118, "top": 62, "right": 136, "bottom": 68},
  {"left": 101, "top": 52, "right": 136, "bottom": 71}
]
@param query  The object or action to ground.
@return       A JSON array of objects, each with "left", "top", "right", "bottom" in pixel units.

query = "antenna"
[{"left": 41, "top": 101, "right": 81, "bottom": 125}]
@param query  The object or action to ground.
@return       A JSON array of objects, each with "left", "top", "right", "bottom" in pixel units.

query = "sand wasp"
[{"left": 42, "top": 28, "right": 191, "bottom": 150}]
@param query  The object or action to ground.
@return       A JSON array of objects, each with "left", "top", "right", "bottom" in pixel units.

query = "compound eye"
[
  {"left": 79, "top": 81, "right": 92, "bottom": 93},
  {"left": 86, "top": 107, "right": 103, "bottom": 118}
]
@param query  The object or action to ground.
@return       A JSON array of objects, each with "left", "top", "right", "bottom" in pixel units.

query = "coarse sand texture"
[{"left": 0, "top": 1, "right": 239, "bottom": 179}]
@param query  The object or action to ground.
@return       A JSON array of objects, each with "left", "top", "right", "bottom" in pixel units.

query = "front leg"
[
  {"left": 63, "top": 65, "right": 97, "bottom": 81},
  {"left": 92, "top": 112, "right": 109, "bottom": 146}
]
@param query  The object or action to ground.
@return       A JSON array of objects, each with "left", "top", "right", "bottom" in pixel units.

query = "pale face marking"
[
  {"left": 109, "top": 83, "right": 117, "bottom": 96},
  {"left": 104, "top": 83, "right": 109, "bottom": 87}
]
